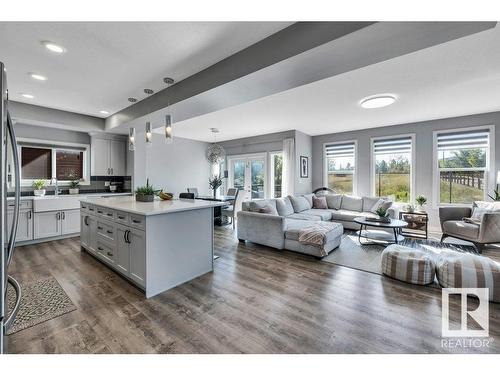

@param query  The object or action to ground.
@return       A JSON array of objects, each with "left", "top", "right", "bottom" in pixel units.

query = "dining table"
[{"left": 195, "top": 195, "right": 235, "bottom": 226}]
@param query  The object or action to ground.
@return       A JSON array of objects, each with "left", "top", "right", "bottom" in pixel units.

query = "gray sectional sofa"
[{"left": 237, "top": 193, "right": 397, "bottom": 257}]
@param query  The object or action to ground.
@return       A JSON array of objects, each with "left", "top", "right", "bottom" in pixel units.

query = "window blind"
[
  {"left": 325, "top": 142, "right": 355, "bottom": 158},
  {"left": 437, "top": 129, "right": 489, "bottom": 151},
  {"left": 373, "top": 136, "right": 412, "bottom": 155}
]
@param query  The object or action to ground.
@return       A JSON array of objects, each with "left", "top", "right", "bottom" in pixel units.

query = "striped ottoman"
[
  {"left": 381, "top": 245, "right": 436, "bottom": 285},
  {"left": 436, "top": 252, "right": 500, "bottom": 303}
]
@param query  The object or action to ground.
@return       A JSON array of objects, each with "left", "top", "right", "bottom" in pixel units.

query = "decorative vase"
[
  {"left": 34, "top": 189, "right": 46, "bottom": 197},
  {"left": 69, "top": 188, "right": 79, "bottom": 195},
  {"left": 417, "top": 205, "right": 425, "bottom": 212},
  {"left": 136, "top": 194, "right": 154, "bottom": 202},
  {"left": 213, "top": 189, "right": 217, "bottom": 199}
]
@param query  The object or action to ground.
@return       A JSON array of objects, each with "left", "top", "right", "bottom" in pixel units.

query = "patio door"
[{"left": 228, "top": 154, "right": 267, "bottom": 200}]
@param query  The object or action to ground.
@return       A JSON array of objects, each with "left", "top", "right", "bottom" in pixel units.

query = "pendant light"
[
  {"left": 129, "top": 127, "right": 136, "bottom": 151},
  {"left": 205, "top": 128, "right": 226, "bottom": 164},
  {"left": 145, "top": 121, "right": 153, "bottom": 146},
  {"left": 164, "top": 114, "right": 173, "bottom": 144}
]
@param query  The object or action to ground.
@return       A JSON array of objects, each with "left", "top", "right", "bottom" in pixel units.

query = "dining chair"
[
  {"left": 187, "top": 188, "right": 199, "bottom": 198},
  {"left": 222, "top": 189, "right": 246, "bottom": 229},
  {"left": 226, "top": 188, "right": 237, "bottom": 197},
  {"left": 179, "top": 192, "right": 195, "bottom": 199}
]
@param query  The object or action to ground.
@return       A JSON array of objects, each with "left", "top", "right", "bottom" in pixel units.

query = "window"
[
  {"left": 19, "top": 140, "right": 90, "bottom": 185},
  {"left": 372, "top": 135, "right": 414, "bottom": 203},
  {"left": 435, "top": 128, "right": 491, "bottom": 205},
  {"left": 270, "top": 152, "right": 283, "bottom": 198},
  {"left": 324, "top": 141, "right": 356, "bottom": 194}
]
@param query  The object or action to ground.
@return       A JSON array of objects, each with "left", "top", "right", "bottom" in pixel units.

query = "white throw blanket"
[{"left": 298, "top": 222, "right": 336, "bottom": 254}]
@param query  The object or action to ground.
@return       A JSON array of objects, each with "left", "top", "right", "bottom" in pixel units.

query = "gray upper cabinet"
[{"left": 91, "top": 135, "right": 127, "bottom": 176}]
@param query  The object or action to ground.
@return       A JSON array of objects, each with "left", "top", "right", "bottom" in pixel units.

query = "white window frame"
[
  {"left": 370, "top": 133, "right": 416, "bottom": 203},
  {"left": 269, "top": 151, "right": 283, "bottom": 198},
  {"left": 18, "top": 138, "right": 91, "bottom": 186},
  {"left": 432, "top": 125, "right": 495, "bottom": 208},
  {"left": 323, "top": 140, "right": 358, "bottom": 195}
]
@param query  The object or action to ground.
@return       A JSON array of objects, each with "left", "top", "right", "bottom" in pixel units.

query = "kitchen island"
[{"left": 79, "top": 196, "right": 226, "bottom": 298}]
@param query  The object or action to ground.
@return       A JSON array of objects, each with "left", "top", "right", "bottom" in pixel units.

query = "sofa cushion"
[
  {"left": 275, "top": 196, "right": 294, "bottom": 216},
  {"left": 301, "top": 209, "right": 332, "bottom": 221},
  {"left": 302, "top": 193, "right": 314, "bottom": 208},
  {"left": 471, "top": 201, "right": 500, "bottom": 221},
  {"left": 286, "top": 213, "right": 322, "bottom": 221},
  {"left": 340, "top": 195, "right": 363, "bottom": 212},
  {"left": 312, "top": 195, "right": 328, "bottom": 209},
  {"left": 331, "top": 209, "right": 377, "bottom": 222},
  {"left": 247, "top": 199, "right": 278, "bottom": 216},
  {"left": 443, "top": 220, "right": 479, "bottom": 240},
  {"left": 325, "top": 194, "right": 342, "bottom": 210},
  {"left": 285, "top": 221, "right": 343, "bottom": 242},
  {"left": 289, "top": 195, "right": 310, "bottom": 213}
]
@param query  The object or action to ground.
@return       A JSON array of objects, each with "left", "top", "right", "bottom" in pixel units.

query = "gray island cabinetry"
[{"left": 80, "top": 196, "right": 226, "bottom": 298}]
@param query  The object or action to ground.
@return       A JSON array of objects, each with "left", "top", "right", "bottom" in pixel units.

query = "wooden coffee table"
[{"left": 354, "top": 217, "right": 408, "bottom": 245}]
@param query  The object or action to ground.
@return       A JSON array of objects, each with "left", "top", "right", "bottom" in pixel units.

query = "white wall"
[{"left": 133, "top": 133, "right": 211, "bottom": 196}]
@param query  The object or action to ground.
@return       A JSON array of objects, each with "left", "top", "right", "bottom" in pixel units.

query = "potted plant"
[
  {"left": 32, "top": 179, "right": 47, "bottom": 196},
  {"left": 406, "top": 203, "right": 415, "bottom": 213},
  {"left": 415, "top": 195, "right": 427, "bottom": 211},
  {"left": 69, "top": 179, "right": 80, "bottom": 195},
  {"left": 375, "top": 206, "right": 391, "bottom": 223},
  {"left": 208, "top": 175, "right": 223, "bottom": 199},
  {"left": 135, "top": 178, "right": 157, "bottom": 202}
]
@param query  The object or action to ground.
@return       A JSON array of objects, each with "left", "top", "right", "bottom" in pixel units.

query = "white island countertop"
[{"left": 80, "top": 195, "right": 227, "bottom": 216}]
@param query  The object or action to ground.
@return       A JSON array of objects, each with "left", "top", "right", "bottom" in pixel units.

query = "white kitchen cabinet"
[
  {"left": 61, "top": 209, "right": 81, "bottom": 235},
  {"left": 34, "top": 211, "right": 61, "bottom": 239},
  {"left": 6, "top": 209, "right": 33, "bottom": 242},
  {"left": 128, "top": 228, "right": 146, "bottom": 287},
  {"left": 115, "top": 224, "right": 130, "bottom": 275},
  {"left": 80, "top": 213, "right": 90, "bottom": 249},
  {"left": 91, "top": 136, "right": 127, "bottom": 176}
]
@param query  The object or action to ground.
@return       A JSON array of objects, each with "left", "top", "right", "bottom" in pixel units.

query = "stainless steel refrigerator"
[{"left": 1, "top": 61, "right": 21, "bottom": 354}]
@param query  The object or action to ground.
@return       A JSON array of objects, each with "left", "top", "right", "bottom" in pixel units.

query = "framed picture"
[{"left": 300, "top": 156, "right": 309, "bottom": 178}]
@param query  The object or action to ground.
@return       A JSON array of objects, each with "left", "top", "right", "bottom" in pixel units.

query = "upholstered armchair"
[{"left": 439, "top": 206, "right": 500, "bottom": 252}]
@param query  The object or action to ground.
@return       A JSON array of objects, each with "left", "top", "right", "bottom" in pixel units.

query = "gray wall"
[
  {"left": 14, "top": 123, "right": 90, "bottom": 144},
  {"left": 295, "top": 130, "right": 312, "bottom": 195},
  {"left": 312, "top": 111, "right": 500, "bottom": 230},
  {"left": 133, "top": 133, "right": 211, "bottom": 196}
]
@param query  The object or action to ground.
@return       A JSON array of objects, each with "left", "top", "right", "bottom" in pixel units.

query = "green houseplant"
[
  {"left": 208, "top": 175, "right": 223, "bottom": 199},
  {"left": 32, "top": 179, "right": 47, "bottom": 196},
  {"left": 488, "top": 187, "right": 500, "bottom": 201},
  {"left": 415, "top": 195, "right": 427, "bottom": 211},
  {"left": 135, "top": 178, "right": 158, "bottom": 202},
  {"left": 375, "top": 206, "right": 391, "bottom": 223},
  {"left": 69, "top": 179, "right": 80, "bottom": 195}
]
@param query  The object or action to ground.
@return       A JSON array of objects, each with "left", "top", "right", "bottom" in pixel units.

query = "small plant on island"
[{"left": 135, "top": 178, "right": 159, "bottom": 202}]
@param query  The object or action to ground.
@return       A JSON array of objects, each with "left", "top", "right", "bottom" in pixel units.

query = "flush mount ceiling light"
[
  {"left": 42, "top": 41, "right": 66, "bottom": 54},
  {"left": 21, "top": 93, "right": 34, "bottom": 99},
  {"left": 99, "top": 110, "right": 109, "bottom": 115},
  {"left": 360, "top": 95, "right": 397, "bottom": 109},
  {"left": 30, "top": 73, "right": 47, "bottom": 81}
]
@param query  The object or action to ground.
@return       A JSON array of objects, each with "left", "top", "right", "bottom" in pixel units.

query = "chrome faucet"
[{"left": 51, "top": 178, "right": 61, "bottom": 196}]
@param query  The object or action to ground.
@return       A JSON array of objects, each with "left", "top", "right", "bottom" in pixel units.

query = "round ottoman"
[
  {"left": 381, "top": 245, "right": 436, "bottom": 285},
  {"left": 436, "top": 252, "right": 500, "bottom": 303}
]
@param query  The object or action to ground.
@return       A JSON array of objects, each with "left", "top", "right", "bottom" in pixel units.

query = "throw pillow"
[
  {"left": 325, "top": 194, "right": 342, "bottom": 210},
  {"left": 289, "top": 195, "right": 310, "bottom": 213},
  {"left": 248, "top": 200, "right": 278, "bottom": 216},
  {"left": 470, "top": 201, "right": 494, "bottom": 221},
  {"left": 258, "top": 205, "right": 276, "bottom": 214},
  {"left": 370, "top": 198, "right": 384, "bottom": 214},
  {"left": 275, "top": 196, "right": 294, "bottom": 216},
  {"left": 340, "top": 195, "right": 363, "bottom": 212},
  {"left": 303, "top": 193, "right": 314, "bottom": 208},
  {"left": 379, "top": 200, "right": 393, "bottom": 211},
  {"left": 312, "top": 195, "right": 328, "bottom": 209}
]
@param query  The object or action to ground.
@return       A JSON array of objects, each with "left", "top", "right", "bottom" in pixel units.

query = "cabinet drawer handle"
[
  {"left": 118, "top": 215, "right": 125, "bottom": 219},
  {"left": 107, "top": 252, "right": 113, "bottom": 257},
  {"left": 125, "top": 230, "right": 131, "bottom": 244},
  {"left": 84, "top": 216, "right": 89, "bottom": 226},
  {"left": 97, "top": 210, "right": 103, "bottom": 214},
  {"left": 98, "top": 226, "right": 103, "bottom": 230},
  {"left": 106, "top": 230, "right": 113, "bottom": 234},
  {"left": 132, "top": 219, "right": 141, "bottom": 224},
  {"left": 107, "top": 213, "right": 113, "bottom": 217},
  {"left": 28, "top": 211, "right": 32, "bottom": 219},
  {"left": 89, "top": 208, "right": 94, "bottom": 211},
  {"left": 98, "top": 247, "right": 104, "bottom": 251}
]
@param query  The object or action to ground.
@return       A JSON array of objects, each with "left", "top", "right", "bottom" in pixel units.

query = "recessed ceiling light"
[
  {"left": 360, "top": 95, "right": 397, "bottom": 109},
  {"left": 30, "top": 73, "right": 47, "bottom": 81},
  {"left": 99, "top": 110, "right": 109, "bottom": 115},
  {"left": 21, "top": 93, "right": 34, "bottom": 99},
  {"left": 42, "top": 41, "right": 65, "bottom": 54},
  {"left": 128, "top": 97, "right": 137, "bottom": 103}
]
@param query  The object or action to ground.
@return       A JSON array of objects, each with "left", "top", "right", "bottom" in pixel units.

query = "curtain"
[{"left": 282, "top": 138, "right": 295, "bottom": 196}]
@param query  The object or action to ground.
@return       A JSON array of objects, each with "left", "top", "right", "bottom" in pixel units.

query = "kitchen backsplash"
[{"left": 8, "top": 176, "right": 132, "bottom": 197}]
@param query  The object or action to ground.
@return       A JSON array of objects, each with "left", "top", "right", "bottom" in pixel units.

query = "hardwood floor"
[{"left": 5, "top": 227, "right": 500, "bottom": 354}]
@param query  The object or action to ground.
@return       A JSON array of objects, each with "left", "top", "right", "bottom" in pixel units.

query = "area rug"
[
  {"left": 322, "top": 231, "right": 478, "bottom": 276},
  {"left": 6, "top": 276, "right": 76, "bottom": 335}
]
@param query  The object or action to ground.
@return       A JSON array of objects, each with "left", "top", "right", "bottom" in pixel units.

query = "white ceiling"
[
  {"left": 166, "top": 23, "right": 500, "bottom": 142},
  {"left": 0, "top": 22, "right": 291, "bottom": 117}
]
